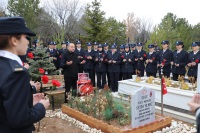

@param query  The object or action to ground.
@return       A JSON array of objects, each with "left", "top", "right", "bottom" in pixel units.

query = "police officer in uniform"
[
  {"left": 93, "top": 42, "right": 99, "bottom": 55},
  {"left": 187, "top": 42, "right": 200, "bottom": 81},
  {"left": 146, "top": 44, "right": 158, "bottom": 77},
  {"left": 133, "top": 43, "right": 146, "bottom": 77},
  {"left": 130, "top": 44, "right": 136, "bottom": 75},
  {"left": 58, "top": 41, "right": 68, "bottom": 70},
  {"left": 154, "top": 42, "right": 160, "bottom": 53},
  {"left": 121, "top": 44, "right": 134, "bottom": 80},
  {"left": 84, "top": 42, "right": 95, "bottom": 87},
  {"left": 75, "top": 40, "right": 85, "bottom": 73},
  {"left": 171, "top": 41, "right": 188, "bottom": 81},
  {"left": 0, "top": 17, "right": 49, "bottom": 133},
  {"left": 107, "top": 45, "right": 121, "bottom": 92},
  {"left": 46, "top": 41, "right": 59, "bottom": 69},
  {"left": 94, "top": 44, "right": 107, "bottom": 89},
  {"left": 119, "top": 44, "right": 125, "bottom": 80},
  {"left": 103, "top": 43, "right": 111, "bottom": 88},
  {"left": 157, "top": 40, "right": 173, "bottom": 78}
]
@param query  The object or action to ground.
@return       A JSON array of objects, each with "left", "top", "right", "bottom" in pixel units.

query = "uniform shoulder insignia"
[{"left": 8, "top": 60, "right": 24, "bottom": 72}]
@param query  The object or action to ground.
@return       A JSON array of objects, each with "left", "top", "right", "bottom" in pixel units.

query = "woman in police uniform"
[{"left": 0, "top": 17, "right": 49, "bottom": 133}]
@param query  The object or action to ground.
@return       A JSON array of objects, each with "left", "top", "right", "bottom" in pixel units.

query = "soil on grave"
[{"left": 35, "top": 94, "right": 196, "bottom": 133}]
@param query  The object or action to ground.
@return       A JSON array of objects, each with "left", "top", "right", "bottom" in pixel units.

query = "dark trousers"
[
  {"left": 109, "top": 72, "right": 119, "bottom": 92},
  {"left": 119, "top": 72, "right": 123, "bottom": 80},
  {"left": 107, "top": 71, "right": 111, "bottom": 88},
  {"left": 96, "top": 72, "right": 106, "bottom": 89},
  {"left": 78, "top": 65, "right": 83, "bottom": 73},
  {"left": 122, "top": 72, "right": 132, "bottom": 80},
  {"left": 159, "top": 72, "right": 170, "bottom": 78},
  {"left": 64, "top": 77, "right": 77, "bottom": 102},
  {"left": 84, "top": 69, "right": 95, "bottom": 87},
  {"left": 172, "top": 74, "right": 184, "bottom": 81},
  {"left": 146, "top": 72, "right": 156, "bottom": 78}
]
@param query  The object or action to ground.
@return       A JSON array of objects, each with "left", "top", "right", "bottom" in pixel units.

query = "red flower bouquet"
[
  {"left": 162, "top": 59, "right": 166, "bottom": 66},
  {"left": 41, "top": 75, "right": 49, "bottom": 84},
  {"left": 152, "top": 57, "right": 155, "bottom": 60},
  {"left": 52, "top": 80, "right": 61, "bottom": 87},
  {"left": 39, "top": 68, "right": 45, "bottom": 74},
  {"left": 121, "top": 55, "right": 124, "bottom": 59},
  {"left": 143, "top": 54, "right": 146, "bottom": 57},
  {"left": 196, "top": 59, "right": 199, "bottom": 63},
  {"left": 27, "top": 52, "right": 34, "bottom": 59}
]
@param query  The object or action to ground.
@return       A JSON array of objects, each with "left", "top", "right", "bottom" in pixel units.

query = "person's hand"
[
  {"left": 128, "top": 59, "right": 132, "bottom": 62},
  {"left": 171, "top": 62, "right": 174, "bottom": 65},
  {"left": 112, "top": 60, "right": 116, "bottom": 63},
  {"left": 123, "top": 59, "right": 126, "bottom": 62},
  {"left": 100, "top": 58, "right": 103, "bottom": 61},
  {"left": 66, "top": 61, "right": 73, "bottom": 65},
  {"left": 39, "top": 99, "right": 50, "bottom": 110},
  {"left": 146, "top": 60, "right": 149, "bottom": 63},
  {"left": 140, "top": 57, "right": 143, "bottom": 60},
  {"left": 95, "top": 58, "right": 98, "bottom": 61},
  {"left": 33, "top": 93, "right": 45, "bottom": 106},
  {"left": 188, "top": 94, "right": 200, "bottom": 112},
  {"left": 175, "top": 63, "right": 179, "bottom": 67},
  {"left": 149, "top": 59, "right": 153, "bottom": 63},
  {"left": 108, "top": 60, "right": 112, "bottom": 63},
  {"left": 192, "top": 62, "right": 196, "bottom": 66},
  {"left": 187, "top": 63, "right": 192, "bottom": 67},
  {"left": 81, "top": 60, "right": 86, "bottom": 64},
  {"left": 53, "top": 57, "right": 57, "bottom": 60},
  {"left": 135, "top": 58, "right": 138, "bottom": 61},
  {"left": 23, "top": 63, "right": 30, "bottom": 69}
]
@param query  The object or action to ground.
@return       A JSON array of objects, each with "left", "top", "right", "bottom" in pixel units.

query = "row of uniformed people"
[{"left": 44, "top": 40, "right": 200, "bottom": 92}]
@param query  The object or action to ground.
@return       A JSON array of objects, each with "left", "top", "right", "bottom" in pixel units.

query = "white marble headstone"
[{"left": 131, "top": 86, "right": 155, "bottom": 128}]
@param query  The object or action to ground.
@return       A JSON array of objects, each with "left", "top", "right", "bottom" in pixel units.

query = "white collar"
[
  {"left": 0, "top": 50, "right": 23, "bottom": 66},
  {"left": 194, "top": 51, "right": 199, "bottom": 55}
]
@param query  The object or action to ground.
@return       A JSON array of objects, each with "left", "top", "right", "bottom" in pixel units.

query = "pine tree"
[
  {"left": 81, "top": 0, "right": 106, "bottom": 42},
  {"left": 27, "top": 48, "right": 58, "bottom": 82}
]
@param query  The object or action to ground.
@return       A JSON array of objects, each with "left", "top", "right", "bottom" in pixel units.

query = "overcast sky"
[
  {"left": 2, "top": 0, "right": 200, "bottom": 26},
  {"left": 84, "top": 0, "right": 200, "bottom": 26}
]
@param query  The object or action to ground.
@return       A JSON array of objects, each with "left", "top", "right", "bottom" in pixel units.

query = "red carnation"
[
  {"left": 121, "top": 55, "right": 124, "bottom": 59},
  {"left": 39, "top": 68, "right": 45, "bottom": 74},
  {"left": 41, "top": 75, "right": 49, "bottom": 84},
  {"left": 152, "top": 57, "right": 155, "bottom": 60},
  {"left": 196, "top": 59, "right": 199, "bottom": 63},
  {"left": 59, "top": 55, "right": 62, "bottom": 58},
  {"left": 162, "top": 59, "right": 166, "bottom": 66},
  {"left": 143, "top": 54, "right": 146, "bottom": 57},
  {"left": 102, "top": 54, "right": 105, "bottom": 57},
  {"left": 27, "top": 52, "right": 34, "bottom": 59},
  {"left": 52, "top": 80, "right": 61, "bottom": 87}
]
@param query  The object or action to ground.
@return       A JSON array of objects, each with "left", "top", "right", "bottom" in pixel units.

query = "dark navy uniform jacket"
[
  {"left": 171, "top": 50, "right": 188, "bottom": 75},
  {"left": 60, "top": 50, "right": 79, "bottom": 79},
  {"left": 107, "top": 52, "right": 121, "bottom": 72},
  {"left": 83, "top": 50, "right": 95, "bottom": 70},
  {"left": 158, "top": 49, "right": 173, "bottom": 73},
  {"left": 188, "top": 51, "right": 200, "bottom": 77},
  {"left": 58, "top": 48, "right": 68, "bottom": 67},
  {"left": 120, "top": 52, "right": 134, "bottom": 73},
  {"left": 75, "top": 48, "right": 85, "bottom": 66},
  {"left": 146, "top": 52, "right": 158, "bottom": 73},
  {"left": 94, "top": 51, "right": 107, "bottom": 72},
  {"left": 0, "top": 57, "right": 45, "bottom": 133},
  {"left": 133, "top": 50, "right": 146, "bottom": 71},
  {"left": 46, "top": 48, "right": 59, "bottom": 68}
]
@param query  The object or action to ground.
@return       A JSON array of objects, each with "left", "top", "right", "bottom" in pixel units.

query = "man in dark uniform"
[
  {"left": 187, "top": 42, "right": 200, "bottom": 81},
  {"left": 84, "top": 42, "right": 95, "bottom": 87},
  {"left": 171, "top": 41, "right": 188, "bottom": 81},
  {"left": 75, "top": 40, "right": 85, "bottom": 73},
  {"left": 94, "top": 44, "right": 107, "bottom": 89},
  {"left": 93, "top": 42, "right": 99, "bottom": 55},
  {"left": 61, "top": 43, "right": 79, "bottom": 102},
  {"left": 58, "top": 41, "right": 68, "bottom": 70},
  {"left": 107, "top": 45, "right": 121, "bottom": 92},
  {"left": 103, "top": 43, "right": 111, "bottom": 88},
  {"left": 119, "top": 44, "right": 125, "bottom": 80},
  {"left": 146, "top": 44, "right": 158, "bottom": 77},
  {"left": 133, "top": 43, "right": 146, "bottom": 77},
  {"left": 0, "top": 17, "right": 49, "bottom": 133},
  {"left": 46, "top": 41, "right": 59, "bottom": 69},
  {"left": 130, "top": 44, "right": 136, "bottom": 75},
  {"left": 121, "top": 44, "right": 134, "bottom": 80},
  {"left": 157, "top": 40, "right": 173, "bottom": 78}
]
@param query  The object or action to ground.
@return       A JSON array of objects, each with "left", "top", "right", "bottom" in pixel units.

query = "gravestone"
[{"left": 131, "top": 86, "right": 155, "bottom": 128}]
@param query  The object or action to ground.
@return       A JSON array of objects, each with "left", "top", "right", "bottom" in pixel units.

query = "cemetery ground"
[{"left": 34, "top": 94, "right": 196, "bottom": 133}]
